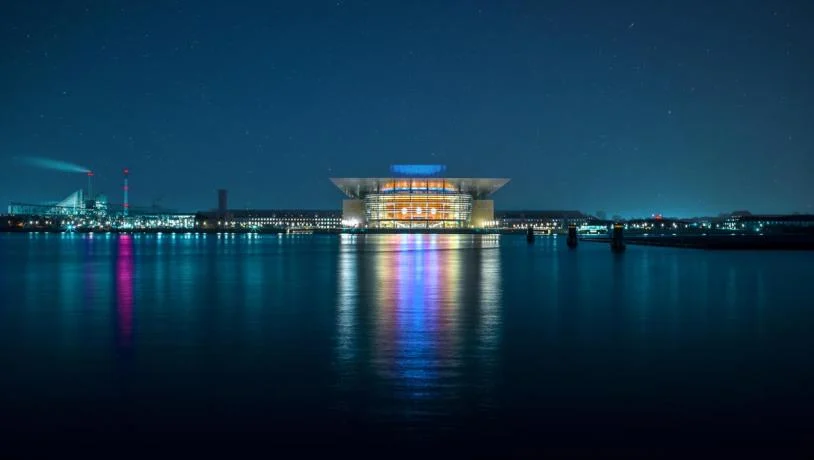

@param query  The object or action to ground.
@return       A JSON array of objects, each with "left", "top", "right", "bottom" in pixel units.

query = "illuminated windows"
[{"left": 364, "top": 193, "right": 473, "bottom": 228}]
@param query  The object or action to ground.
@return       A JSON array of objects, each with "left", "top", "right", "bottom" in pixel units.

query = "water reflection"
[
  {"left": 386, "top": 235, "right": 445, "bottom": 399},
  {"left": 337, "top": 240, "right": 358, "bottom": 373},
  {"left": 336, "top": 234, "right": 502, "bottom": 419},
  {"left": 116, "top": 235, "right": 134, "bottom": 352},
  {"left": 83, "top": 234, "right": 96, "bottom": 307},
  {"left": 5, "top": 233, "right": 814, "bottom": 444}
]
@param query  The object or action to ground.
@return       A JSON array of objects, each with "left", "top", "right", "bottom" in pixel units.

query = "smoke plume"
[{"left": 19, "top": 156, "right": 91, "bottom": 174}]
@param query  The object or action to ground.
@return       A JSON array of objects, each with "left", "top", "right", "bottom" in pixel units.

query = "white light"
[
  {"left": 430, "top": 208, "right": 436, "bottom": 215},
  {"left": 401, "top": 208, "right": 407, "bottom": 215},
  {"left": 416, "top": 207, "right": 422, "bottom": 215}
]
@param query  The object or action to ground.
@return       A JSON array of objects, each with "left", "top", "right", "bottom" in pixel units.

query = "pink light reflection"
[{"left": 116, "top": 235, "right": 134, "bottom": 350}]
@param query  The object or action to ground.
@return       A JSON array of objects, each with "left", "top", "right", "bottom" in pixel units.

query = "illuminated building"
[
  {"left": 195, "top": 209, "right": 341, "bottom": 230},
  {"left": 331, "top": 165, "right": 509, "bottom": 229},
  {"left": 722, "top": 214, "right": 814, "bottom": 233},
  {"left": 496, "top": 210, "right": 593, "bottom": 232},
  {"left": 7, "top": 189, "right": 87, "bottom": 216}
]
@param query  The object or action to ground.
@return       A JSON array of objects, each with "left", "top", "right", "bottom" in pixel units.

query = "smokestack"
[
  {"left": 87, "top": 171, "right": 94, "bottom": 200},
  {"left": 123, "top": 168, "right": 129, "bottom": 217},
  {"left": 218, "top": 189, "right": 227, "bottom": 215},
  {"left": 86, "top": 171, "right": 95, "bottom": 212}
]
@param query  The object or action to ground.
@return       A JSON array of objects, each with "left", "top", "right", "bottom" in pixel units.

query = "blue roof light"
[{"left": 389, "top": 164, "right": 447, "bottom": 176}]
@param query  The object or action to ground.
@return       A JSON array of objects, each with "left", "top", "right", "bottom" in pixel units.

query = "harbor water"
[{"left": 1, "top": 233, "right": 812, "bottom": 450}]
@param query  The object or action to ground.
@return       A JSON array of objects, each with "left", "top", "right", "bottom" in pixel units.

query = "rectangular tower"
[{"left": 218, "top": 189, "right": 227, "bottom": 214}]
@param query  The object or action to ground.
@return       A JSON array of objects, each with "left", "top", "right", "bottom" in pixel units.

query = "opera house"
[{"left": 331, "top": 165, "right": 509, "bottom": 229}]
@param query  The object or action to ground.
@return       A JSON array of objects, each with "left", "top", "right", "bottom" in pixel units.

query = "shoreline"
[
  {"left": 4, "top": 228, "right": 814, "bottom": 250},
  {"left": 0, "top": 228, "right": 508, "bottom": 235},
  {"left": 580, "top": 234, "right": 814, "bottom": 250}
]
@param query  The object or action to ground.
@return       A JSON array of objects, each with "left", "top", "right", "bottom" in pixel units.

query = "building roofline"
[{"left": 330, "top": 177, "right": 510, "bottom": 199}]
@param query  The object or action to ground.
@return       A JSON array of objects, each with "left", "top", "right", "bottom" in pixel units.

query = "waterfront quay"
[
  {"left": 4, "top": 226, "right": 814, "bottom": 250},
  {"left": 3, "top": 211, "right": 814, "bottom": 251},
  {"left": 582, "top": 234, "right": 814, "bottom": 250}
]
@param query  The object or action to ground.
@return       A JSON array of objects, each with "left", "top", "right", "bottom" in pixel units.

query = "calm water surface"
[{"left": 1, "top": 233, "right": 813, "bottom": 449}]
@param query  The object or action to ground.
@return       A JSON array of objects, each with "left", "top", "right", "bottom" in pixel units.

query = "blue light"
[{"left": 390, "top": 164, "right": 446, "bottom": 176}]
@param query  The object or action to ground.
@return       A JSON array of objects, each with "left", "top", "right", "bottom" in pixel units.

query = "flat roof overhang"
[{"left": 330, "top": 177, "right": 510, "bottom": 200}]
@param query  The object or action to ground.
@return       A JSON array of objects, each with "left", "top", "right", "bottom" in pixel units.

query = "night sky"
[{"left": 1, "top": 0, "right": 812, "bottom": 217}]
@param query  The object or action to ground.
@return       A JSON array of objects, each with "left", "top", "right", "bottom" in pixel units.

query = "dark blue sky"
[{"left": 1, "top": 0, "right": 812, "bottom": 216}]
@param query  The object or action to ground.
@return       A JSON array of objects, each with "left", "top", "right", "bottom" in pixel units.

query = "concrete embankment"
[{"left": 581, "top": 234, "right": 814, "bottom": 250}]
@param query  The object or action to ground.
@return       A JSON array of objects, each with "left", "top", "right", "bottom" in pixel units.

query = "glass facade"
[
  {"left": 377, "top": 179, "right": 460, "bottom": 194},
  {"left": 364, "top": 193, "right": 472, "bottom": 228},
  {"left": 331, "top": 175, "right": 509, "bottom": 229}
]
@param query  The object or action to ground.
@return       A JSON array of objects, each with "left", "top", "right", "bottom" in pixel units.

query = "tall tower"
[
  {"left": 87, "top": 171, "right": 94, "bottom": 200},
  {"left": 218, "top": 189, "right": 227, "bottom": 215},
  {"left": 123, "top": 168, "right": 130, "bottom": 217},
  {"left": 86, "top": 171, "right": 95, "bottom": 211}
]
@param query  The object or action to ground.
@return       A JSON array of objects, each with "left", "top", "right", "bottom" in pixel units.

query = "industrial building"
[
  {"left": 7, "top": 168, "right": 139, "bottom": 218},
  {"left": 4, "top": 168, "right": 193, "bottom": 232},
  {"left": 330, "top": 165, "right": 509, "bottom": 229},
  {"left": 9, "top": 192, "right": 80, "bottom": 216}
]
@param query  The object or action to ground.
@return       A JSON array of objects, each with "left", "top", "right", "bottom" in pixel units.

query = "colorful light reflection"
[
  {"left": 116, "top": 235, "right": 134, "bottom": 351},
  {"left": 336, "top": 234, "right": 501, "bottom": 412}
]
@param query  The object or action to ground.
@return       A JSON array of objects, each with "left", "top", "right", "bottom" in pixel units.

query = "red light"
[
  {"left": 87, "top": 171, "right": 94, "bottom": 176},
  {"left": 123, "top": 168, "right": 129, "bottom": 175}
]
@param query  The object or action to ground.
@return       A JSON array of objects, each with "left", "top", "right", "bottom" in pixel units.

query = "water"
[{"left": 1, "top": 233, "right": 813, "bottom": 450}]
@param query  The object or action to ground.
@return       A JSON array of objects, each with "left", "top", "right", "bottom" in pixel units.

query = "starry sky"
[{"left": 1, "top": 0, "right": 812, "bottom": 217}]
